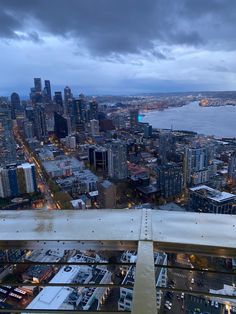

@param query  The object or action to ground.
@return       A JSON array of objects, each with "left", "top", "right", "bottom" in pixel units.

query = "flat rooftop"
[
  {"left": 190, "top": 185, "right": 236, "bottom": 203},
  {"left": 43, "top": 156, "right": 84, "bottom": 174},
  {"left": 25, "top": 253, "right": 108, "bottom": 311}
]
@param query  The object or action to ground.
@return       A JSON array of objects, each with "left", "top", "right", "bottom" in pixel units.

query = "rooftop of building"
[
  {"left": 25, "top": 253, "right": 109, "bottom": 311},
  {"left": 26, "top": 249, "right": 65, "bottom": 263},
  {"left": 73, "top": 169, "right": 98, "bottom": 181},
  {"left": 24, "top": 264, "right": 52, "bottom": 279},
  {"left": 56, "top": 169, "right": 98, "bottom": 187},
  {"left": 20, "top": 162, "right": 35, "bottom": 169},
  {"left": 43, "top": 156, "right": 84, "bottom": 173},
  {"left": 189, "top": 185, "right": 236, "bottom": 202},
  {"left": 137, "top": 184, "right": 158, "bottom": 195},
  {"left": 158, "top": 202, "right": 186, "bottom": 212},
  {"left": 100, "top": 180, "right": 113, "bottom": 189},
  {"left": 36, "top": 145, "right": 61, "bottom": 161},
  {"left": 70, "top": 199, "right": 85, "bottom": 208}
]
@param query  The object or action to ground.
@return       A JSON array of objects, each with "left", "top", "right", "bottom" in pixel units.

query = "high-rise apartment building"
[
  {"left": 156, "top": 162, "right": 183, "bottom": 199},
  {"left": 159, "top": 130, "right": 175, "bottom": 164},
  {"left": 94, "top": 148, "right": 108, "bottom": 175},
  {"left": 64, "top": 86, "right": 73, "bottom": 114},
  {"left": 54, "top": 112, "right": 68, "bottom": 139},
  {"left": 130, "top": 109, "right": 139, "bottom": 129},
  {"left": 23, "top": 121, "right": 34, "bottom": 140},
  {"left": 44, "top": 80, "right": 52, "bottom": 103},
  {"left": 31, "top": 78, "right": 43, "bottom": 104},
  {"left": 10, "top": 92, "right": 21, "bottom": 119},
  {"left": 143, "top": 123, "right": 152, "bottom": 138},
  {"left": 90, "top": 119, "right": 100, "bottom": 137},
  {"left": 89, "top": 146, "right": 108, "bottom": 175},
  {"left": 54, "top": 92, "right": 64, "bottom": 114},
  {"left": 107, "top": 140, "right": 128, "bottom": 181},
  {"left": 89, "top": 100, "right": 98, "bottom": 120},
  {"left": 77, "top": 97, "right": 87, "bottom": 124},
  {"left": 0, "top": 163, "right": 37, "bottom": 198},
  {"left": 33, "top": 105, "right": 47, "bottom": 141},
  {"left": 0, "top": 106, "right": 17, "bottom": 166},
  {"left": 183, "top": 146, "right": 213, "bottom": 187},
  {"left": 34, "top": 78, "right": 42, "bottom": 93}
]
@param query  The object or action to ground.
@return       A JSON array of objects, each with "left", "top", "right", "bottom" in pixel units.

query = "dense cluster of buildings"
[
  {"left": 1, "top": 78, "right": 236, "bottom": 311},
  {"left": 1, "top": 78, "right": 236, "bottom": 213},
  {"left": 24, "top": 253, "right": 112, "bottom": 312}
]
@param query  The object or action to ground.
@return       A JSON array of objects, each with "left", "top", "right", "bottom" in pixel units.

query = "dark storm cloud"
[
  {"left": 1, "top": 0, "right": 236, "bottom": 57},
  {"left": 0, "top": 9, "right": 21, "bottom": 38}
]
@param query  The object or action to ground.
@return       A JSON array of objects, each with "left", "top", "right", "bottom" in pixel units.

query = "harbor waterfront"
[{"left": 141, "top": 101, "right": 236, "bottom": 138}]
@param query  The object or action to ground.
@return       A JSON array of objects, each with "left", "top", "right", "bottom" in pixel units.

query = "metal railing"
[{"left": 0, "top": 208, "right": 235, "bottom": 313}]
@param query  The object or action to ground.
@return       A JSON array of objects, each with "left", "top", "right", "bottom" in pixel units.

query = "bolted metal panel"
[
  {"left": 152, "top": 210, "right": 236, "bottom": 247},
  {"left": 132, "top": 241, "right": 157, "bottom": 314},
  {"left": 1, "top": 209, "right": 236, "bottom": 255},
  {"left": 140, "top": 208, "right": 152, "bottom": 240},
  {"left": 0, "top": 209, "right": 142, "bottom": 241}
]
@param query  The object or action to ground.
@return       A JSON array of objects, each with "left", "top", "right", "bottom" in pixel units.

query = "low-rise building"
[
  {"left": 56, "top": 169, "right": 98, "bottom": 196},
  {"left": 24, "top": 253, "right": 112, "bottom": 312},
  {"left": 189, "top": 185, "right": 236, "bottom": 214},
  {"left": 43, "top": 156, "right": 84, "bottom": 178}
]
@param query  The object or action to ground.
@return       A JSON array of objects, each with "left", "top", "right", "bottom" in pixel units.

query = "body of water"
[{"left": 141, "top": 101, "right": 236, "bottom": 138}]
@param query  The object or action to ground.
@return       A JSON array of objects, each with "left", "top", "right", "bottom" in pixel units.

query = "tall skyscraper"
[
  {"left": 44, "top": 80, "right": 52, "bottom": 103},
  {"left": 68, "top": 99, "right": 79, "bottom": 132},
  {"left": 130, "top": 109, "right": 139, "bottom": 129},
  {"left": 64, "top": 86, "right": 73, "bottom": 111},
  {"left": 0, "top": 106, "right": 17, "bottom": 166},
  {"left": 108, "top": 140, "right": 128, "bottom": 181},
  {"left": 33, "top": 105, "right": 47, "bottom": 141},
  {"left": 90, "top": 119, "right": 100, "bottom": 137},
  {"left": 183, "top": 146, "right": 212, "bottom": 187},
  {"left": 159, "top": 130, "right": 175, "bottom": 164},
  {"left": 143, "top": 123, "right": 152, "bottom": 138},
  {"left": 77, "top": 97, "right": 87, "bottom": 124},
  {"left": 34, "top": 78, "right": 42, "bottom": 93},
  {"left": 31, "top": 78, "right": 43, "bottom": 104},
  {"left": 54, "top": 92, "right": 64, "bottom": 114},
  {"left": 89, "top": 100, "right": 98, "bottom": 120},
  {"left": 95, "top": 148, "right": 108, "bottom": 175},
  {"left": 89, "top": 146, "right": 108, "bottom": 175},
  {"left": 54, "top": 112, "right": 68, "bottom": 139},
  {"left": 157, "top": 163, "right": 183, "bottom": 199},
  {"left": 10, "top": 92, "right": 21, "bottom": 119},
  {"left": 23, "top": 121, "right": 34, "bottom": 140}
]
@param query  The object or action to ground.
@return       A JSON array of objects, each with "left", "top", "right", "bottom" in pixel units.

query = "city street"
[
  {"left": 159, "top": 254, "right": 233, "bottom": 314},
  {"left": 14, "top": 129, "right": 58, "bottom": 210}
]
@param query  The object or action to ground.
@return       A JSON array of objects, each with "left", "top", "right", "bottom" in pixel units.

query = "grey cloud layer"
[{"left": 0, "top": 0, "right": 236, "bottom": 56}]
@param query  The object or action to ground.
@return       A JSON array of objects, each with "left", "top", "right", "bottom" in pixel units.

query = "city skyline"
[{"left": 0, "top": 0, "right": 236, "bottom": 95}]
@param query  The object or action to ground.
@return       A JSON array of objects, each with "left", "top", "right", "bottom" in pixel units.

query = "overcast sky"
[{"left": 1, "top": 0, "right": 236, "bottom": 96}]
